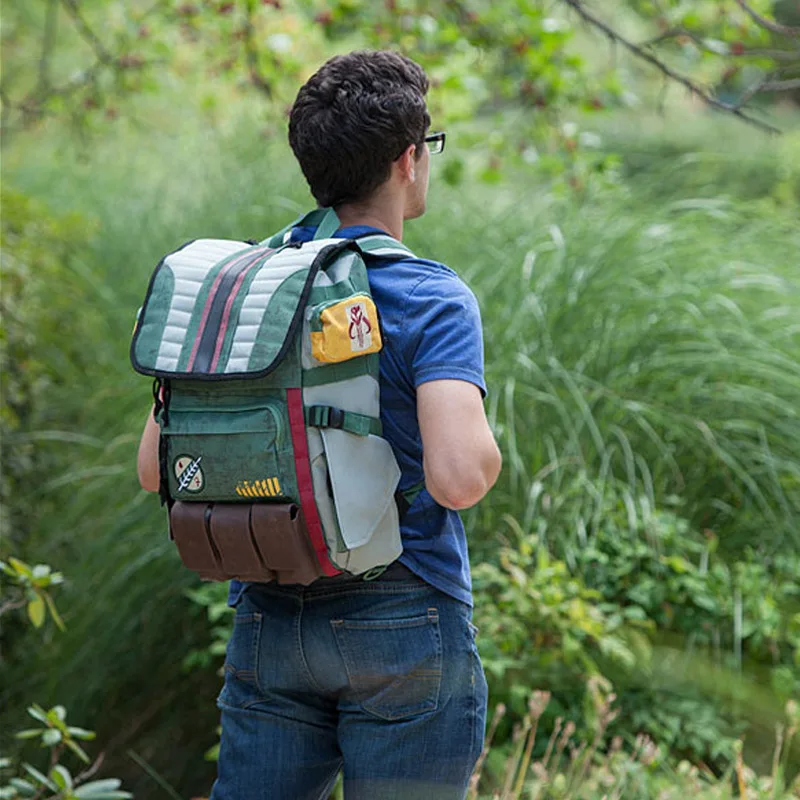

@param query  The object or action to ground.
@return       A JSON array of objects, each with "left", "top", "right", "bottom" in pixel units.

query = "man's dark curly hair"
[{"left": 288, "top": 50, "right": 431, "bottom": 208}]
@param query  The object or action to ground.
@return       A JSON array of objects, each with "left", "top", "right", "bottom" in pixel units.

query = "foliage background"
[{"left": 1, "top": 0, "right": 800, "bottom": 797}]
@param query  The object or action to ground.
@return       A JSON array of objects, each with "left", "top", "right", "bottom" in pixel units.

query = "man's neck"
[{"left": 335, "top": 202, "right": 404, "bottom": 241}]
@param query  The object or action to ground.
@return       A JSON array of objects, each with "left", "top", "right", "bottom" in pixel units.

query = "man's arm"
[
  {"left": 137, "top": 410, "right": 160, "bottom": 492},
  {"left": 417, "top": 379, "right": 502, "bottom": 510}
]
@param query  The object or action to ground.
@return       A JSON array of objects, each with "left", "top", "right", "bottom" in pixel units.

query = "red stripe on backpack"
[{"left": 286, "top": 388, "right": 341, "bottom": 577}]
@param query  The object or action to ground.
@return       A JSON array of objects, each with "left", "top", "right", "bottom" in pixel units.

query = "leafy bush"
[
  {"left": 470, "top": 689, "right": 800, "bottom": 799},
  {"left": 473, "top": 476, "right": 800, "bottom": 768},
  {"left": 0, "top": 190, "right": 95, "bottom": 549},
  {"left": 0, "top": 559, "right": 132, "bottom": 800}
]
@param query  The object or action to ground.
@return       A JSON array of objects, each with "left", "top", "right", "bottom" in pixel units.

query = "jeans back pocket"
[{"left": 331, "top": 609, "right": 442, "bottom": 721}]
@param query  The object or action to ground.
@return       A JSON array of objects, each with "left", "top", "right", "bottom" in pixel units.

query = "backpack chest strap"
[{"left": 305, "top": 404, "right": 382, "bottom": 437}]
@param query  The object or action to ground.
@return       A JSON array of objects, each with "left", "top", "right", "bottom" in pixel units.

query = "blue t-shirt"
[{"left": 229, "top": 224, "right": 486, "bottom": 607}]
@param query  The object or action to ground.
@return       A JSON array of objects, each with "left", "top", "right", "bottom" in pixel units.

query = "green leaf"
[
  {"left": 52, "top": 706, "right": 67, "bottom": 722},
  {"left": 41, "top": 728, "right": 62, "bottom": 747},
  {"left": 67, "top": 727, "right": 96, "bottom": 741},
  {"left": 8, "top": 777, "right": 37, "bottom": 797},
  {"left": 26, "top": 595, "right": 45, "bottom": 628},
  {"left": 43, "top": 591, "right": 66, "bottom": 631},
  {"left": 26, "top": 705, "right": 49, "bottom": 724},
  {"left": 74, "top": 779, "right": 121, "bottom": 792},
  {"left": 8, "top": 557, "right": 32, "bottom": 578},
  {"left": 204, "top": 741, "right": 220, "bottom": 762},
  {"left": 50, "top": 764, "right": 73, "bottom": 791},
  {"left": 703, "top": 38, "right": 729, "bottom": 55},
  {"left": 15, "top": 729, "right": 43, "bottom": 740},
  {"left": 21, "top": 762, "right": 57, "bottom": 791},
  {"left": 64, "top": 738, "right": 91, "bottom": 764},
  {"left": 74, "top": 778, "right": 132, "bottom": 799}
]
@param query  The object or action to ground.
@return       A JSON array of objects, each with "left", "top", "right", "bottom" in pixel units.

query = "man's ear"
[{"left": 396, "top": 144, "right": 417, "bottom": 185}]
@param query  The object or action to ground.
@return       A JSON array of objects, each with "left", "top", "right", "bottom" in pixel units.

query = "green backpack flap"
[{"left": 131, "top": 208, "right": 421, "bottom": 582}]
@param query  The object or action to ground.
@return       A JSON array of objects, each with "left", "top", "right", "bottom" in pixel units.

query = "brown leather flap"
[{"left": 169, "top": 501, "right": 328, "bottom": 585}]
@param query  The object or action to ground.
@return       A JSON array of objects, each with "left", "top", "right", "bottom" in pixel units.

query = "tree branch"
[
  {"left": 243, "top": 0, "right": 273, "bottom": 98},
  {"left": 734, "top": 0, "right": 800, "bottom": 38},
  {"left": 643, "top": 27, "right": 799, "bottom": 61},
  {"left": 761, "top": 77, "right": 800, "bottom": 91},
  {"left": 36, "top": 0, "right": 60, "bottom": 96},
  {"left": 738, "top": 47, "right": 800, "bottom": 61},
  {"left": 559, "top": 0, "right": 782, "bottom": 135},
  {"left": 74, "top": 752, "right": 105, "bottom": 785},
  {"left": 60, "top": 0, "right": 113, "bottom": 64},
  {"left": 0, "top": 596, "right": 27, "bottom": 617}
]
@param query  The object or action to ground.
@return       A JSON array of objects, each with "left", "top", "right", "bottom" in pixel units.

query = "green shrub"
[
  {"left": 0, "top": 557, "right": 132, "bottom": 800},
  {"left": 0, "top": 190, "right": 95, "bottom": 548},
  {"left": 472, "top": 476, "right": 799, "bottom": 769},
  {"left": 470, "top": 688, "right": 800, "bottom": 799}
]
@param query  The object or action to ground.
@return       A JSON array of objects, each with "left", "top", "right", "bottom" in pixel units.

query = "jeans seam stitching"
[
  {"left": 296, "top": 594, "right": 327, "bottom": 694},
  {"left": 251, "top": 611, "right": 264, "bottom": 696},
  {"left": 305, "top": 585, "right": 432, "bottom": 602}
]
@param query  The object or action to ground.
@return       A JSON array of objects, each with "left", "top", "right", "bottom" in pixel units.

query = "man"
[{"left": 138, "top": 49, "right": 501, "bottom": 800}]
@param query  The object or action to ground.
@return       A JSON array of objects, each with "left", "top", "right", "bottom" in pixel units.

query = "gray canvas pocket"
[{"left": 318, "top": 428, "right": 402, "bottom": 573}]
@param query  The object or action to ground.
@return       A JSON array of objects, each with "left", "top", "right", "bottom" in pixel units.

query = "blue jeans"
[{"left": 209, "top": 568, "right": 488, "bottom": 800}]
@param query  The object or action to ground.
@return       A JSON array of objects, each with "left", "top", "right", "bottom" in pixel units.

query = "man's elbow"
[
  {"left": 427, "top": 446, "right": 502, "bottom": 510},
  {"left": 431, "top": 480, "right": 488, "bottom": 511}
]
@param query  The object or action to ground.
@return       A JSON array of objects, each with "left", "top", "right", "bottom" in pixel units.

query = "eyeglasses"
[
  {"left": 394, "top": 131, "right": 447, "bottom": 161},
  {"left": 425, "top": 131, "right": 446, "bottom": 155}
]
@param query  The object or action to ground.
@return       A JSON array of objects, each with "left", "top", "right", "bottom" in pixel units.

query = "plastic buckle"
[
  {"left": 362, "top": 566, "right": 388, "bottom": 581},
  {"left": 328, "top": 407, "right": 345, "bottom": 429}
]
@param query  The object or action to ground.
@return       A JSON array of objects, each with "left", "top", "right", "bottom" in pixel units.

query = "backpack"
[{"left": 131, "top": 208, "right": 422, "bottom": 584}]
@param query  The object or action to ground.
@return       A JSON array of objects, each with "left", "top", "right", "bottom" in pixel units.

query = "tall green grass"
[{"left": 2, "top": 111, "right": 799, "bottom": 795}]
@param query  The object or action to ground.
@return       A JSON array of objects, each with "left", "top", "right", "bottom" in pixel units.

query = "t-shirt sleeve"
[{"left": 404, "top": 270, "right": 487, "bottom": 396}]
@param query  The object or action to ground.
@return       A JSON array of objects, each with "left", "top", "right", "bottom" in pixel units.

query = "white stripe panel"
[
  {"left": 225, "top": 267, "right": 306, "bottom": 371},
  {"left": 365, "top": 247, "right": 413, "bottom": 257},
  {"left": 223, "top": 244, "right": 336, "bottom": 372},
  {"left": 158, "top": 341, "right": 183, "bottom": 356},
  {"left": 154, "top": 239, "right": 248, "bottom": 371}
]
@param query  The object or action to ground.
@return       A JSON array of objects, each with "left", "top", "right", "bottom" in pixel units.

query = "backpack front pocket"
[{"left": 162, "top": 401, "right": 296, "bottom": 503}]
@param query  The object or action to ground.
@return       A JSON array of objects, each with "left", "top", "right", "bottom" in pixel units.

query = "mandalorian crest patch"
[{"left": 174, "top": 455, "right": 204, "bottom": 493}]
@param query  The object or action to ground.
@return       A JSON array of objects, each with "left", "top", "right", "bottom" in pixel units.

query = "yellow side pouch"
[{"left": 310, "top": 295, "right": 382, "bottom": 363}]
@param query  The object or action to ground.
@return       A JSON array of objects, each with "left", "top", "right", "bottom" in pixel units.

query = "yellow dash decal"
[{"left": 235, "top": 477, "right": 283, "bottom": 498}]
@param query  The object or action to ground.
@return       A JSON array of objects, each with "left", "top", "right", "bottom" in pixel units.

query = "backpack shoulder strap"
[
  {"left": 355, "top": 234, "right": 416, "bottom": 260},
  {"left": 263, "top": 208, "right": 416, "bottom": 259},
  {"left": 262, "top": 208, "right": 342, "bottom": 248}
]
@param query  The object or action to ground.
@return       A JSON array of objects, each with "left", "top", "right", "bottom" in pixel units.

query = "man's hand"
[{"left": 417, "top": 379, "right": 502, "bottom": 510}]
